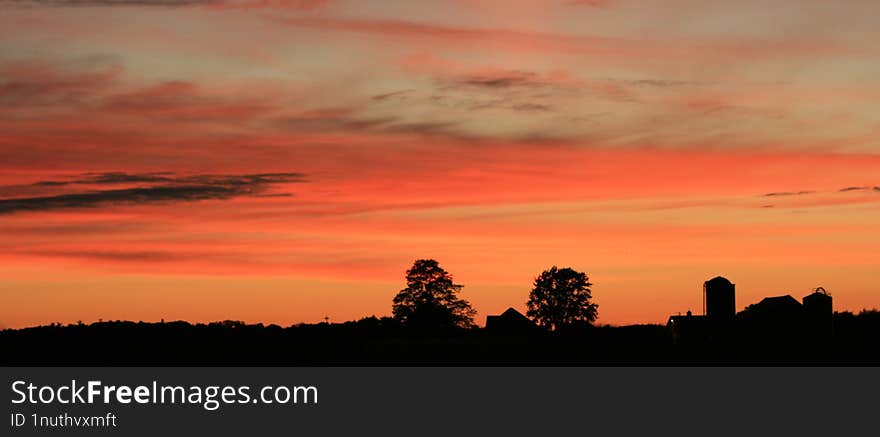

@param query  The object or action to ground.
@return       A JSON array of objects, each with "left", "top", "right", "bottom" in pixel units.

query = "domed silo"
[
  {"left": 703, "top": 276, "right": 736, "bottom": 321},
  {"left": 803, "top": 287, "right": 833, "bottom": 339}
]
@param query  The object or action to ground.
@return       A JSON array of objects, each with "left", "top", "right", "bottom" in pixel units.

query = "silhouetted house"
[
  {"left": 803, "top": 288, "right": 833, "bottom": 339},
  {"left": 485, "top": 308, "right": 535, "bottom": 335},
  {"left": 667, "top": 311, "right": 710, "bottom": 345}
]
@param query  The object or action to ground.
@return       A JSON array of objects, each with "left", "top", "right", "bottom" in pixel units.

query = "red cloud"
[
  {"left": 0, "top": 58, "right": 122, "bottom": 108},
  {"left": 101, "top": 81, "right": 275, "bottom": 121},
  {"left": 272, "top": 16, "right": 853, "bottom": 62},
  {"left": 209, "top": 0, "right": 330, "bottom": 10}
]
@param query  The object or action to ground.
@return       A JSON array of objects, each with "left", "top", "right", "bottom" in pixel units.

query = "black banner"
[{"left": 2, "top": 367, "right": 877, "bottom": 436}]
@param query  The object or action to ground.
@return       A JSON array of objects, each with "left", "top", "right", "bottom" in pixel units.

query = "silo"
[
  {"left": 803, "top": 287, "right": 833, "bottom": 338},
  {"left": 704, "top": 276, "right": 736, "bottom": 320}
]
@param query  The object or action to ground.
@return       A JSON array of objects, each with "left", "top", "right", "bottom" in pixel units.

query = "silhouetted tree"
[
  {"left": 527, "top": 266, "right": 597, "bottom": 331},
  {"left": 392, "top": 259, "right": 476, "bottom": 329}
]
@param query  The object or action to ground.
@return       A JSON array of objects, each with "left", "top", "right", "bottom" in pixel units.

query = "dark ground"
[{"left": 1, "top": 311, "right": 878, "bottom": 366}]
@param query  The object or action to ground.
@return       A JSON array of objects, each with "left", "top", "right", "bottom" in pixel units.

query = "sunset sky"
[{"left": 2, "top": 0, "right": 879, "bottom": 329}]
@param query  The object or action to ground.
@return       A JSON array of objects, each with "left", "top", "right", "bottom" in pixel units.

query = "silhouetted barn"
[
  {"left": 756, "top": 295, "right": 802, "bottom": 312},
  {"left": 485, "top": 308, "right": 535, "bottom": 335},
  {"left": 739, "top": 295, "right": 804, "bottom": 343},
  {"left": 749, "top": 295, "right": 803, "bottom": 321}
]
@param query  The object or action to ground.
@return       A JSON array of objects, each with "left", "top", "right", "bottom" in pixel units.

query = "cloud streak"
[
  {"left": 0, "top": 0, "right": 218, "bottom": 6},
  {"left": 454, "top": 71, "right": 550, "bottom": 89},
  {"left": 275, "top": 107, "right": 467, "bottom": 140},
  {"left": 370, "top": 89, "right": 414, "bottom": 101},
  {"left": 1, "top": 0, "right": 329, "bottom": 8},
  {"left": 621, "top": 79, "right": 701, "bottom": 88},
  {"left": 838, "top": 186, "right": 870, "bottom": 192},
  {"left": 0, "top": 57, "right": 122, "bottom": 108},
  {"left": 567, "top": 0, "right": 613, "bottom": 7},
  {"left": 762, "top": 190, "right": 815, "bottom": 197},
  {"left": 0, "top": 172, "right": 304, "bottom": 214},
  {"left": 760, "top": 185, "right": 880, "bottom": 198},
  {"left": 274, "top": 16, "right": 851, "bottom": 62}
]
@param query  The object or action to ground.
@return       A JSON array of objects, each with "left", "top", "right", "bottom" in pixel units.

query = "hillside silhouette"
[
  {"left": 1, "top": 264, "right": 879, "bottom": 365},
  {"left": 1, "top": 310, "right": 878, "bottom": 365}
]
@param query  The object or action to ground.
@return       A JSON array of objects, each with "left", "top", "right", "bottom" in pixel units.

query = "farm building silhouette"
[
  {"left": 668, "top": 276, "right": 833, "bottom": 345},
  {"left": 485, "top": 307, "right": 535, "bottom": 335}
]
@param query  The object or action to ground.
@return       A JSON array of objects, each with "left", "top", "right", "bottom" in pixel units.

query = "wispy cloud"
[
  {"left": 273, "top": 16, "right": 851, "bottom": 62},
  {"left": 0, "top": 0, "right": 218, "bottom": 6},
  {"left": 566, "top": 0, "right": 613, "bottom": 7},
  {"left": 24, "top": 249, "right": 193, "bottom": 262},
  {"left": 511, "top": 103, "right": 552, "bottom": 112},
  {"left": 435, "top": 66, "right": 584, "bottom": 91},
  {"left": 838, "top": 186, "right": 870, "bottom": 192},
  {"left": 275, "top": 107, "right": 467, "bottom": 140},
  {"left": 0, "top": 57, "right": 122, "bottom": 108},
  {"left": 0, "top": 172, "right": 303, "bottom": 214},
  {"left": 760, "top": 185, "right": 880, "bottom": 199},
  {"left": 453, "top": 71, "right": 550, "bottom": 89},
  {"left": 370, "top": 89, "right": 414, "bottom": 101},
  {"left": 100, "top": 80, "right": 274, "bottom": 122},
  {"left": 762, "top": 190, "right": 815, "bottom": 197},
  {"left": 210, "top": 0, "right": 329, "bottom": 10},
  {"left": 433, "top": 67, "right": 638, "bottom": 105},
  {"left": 620, "top": 79, "right": 701, "bottom": 88},
  {"left": 833, "top": 185, "right": 880, "bottom": 194},
  {"left": 1, "top": 0, "right": 330, "bottom": 7}
]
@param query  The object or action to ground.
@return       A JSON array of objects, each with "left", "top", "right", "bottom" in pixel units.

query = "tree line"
[{"left": 391, "top": 259, "right": 597, "bottom": 331}]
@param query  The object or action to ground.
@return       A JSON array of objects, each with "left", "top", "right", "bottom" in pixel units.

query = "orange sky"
[{"left": 1, "top": 0, "right": 879, "bottom": 329}]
